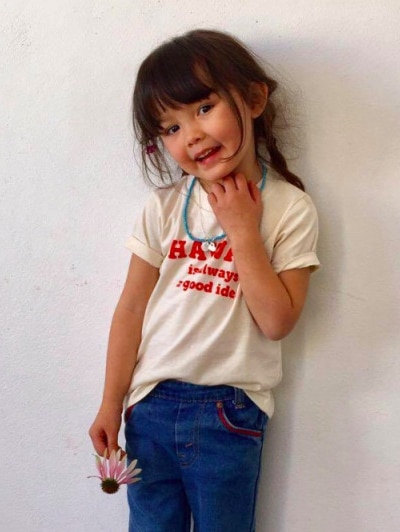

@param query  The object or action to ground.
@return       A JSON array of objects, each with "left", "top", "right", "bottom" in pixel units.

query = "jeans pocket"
[{"left": 216, "top": 400, "right": 266, "bottom": 438}]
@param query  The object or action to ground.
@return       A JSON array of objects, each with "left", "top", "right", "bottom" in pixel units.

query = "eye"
[
  {"left": 163, "top": 124, "right": 180, "bottom": 136},
  {"left": 198, "top": 104, "right": 213, "bottom": 115}
]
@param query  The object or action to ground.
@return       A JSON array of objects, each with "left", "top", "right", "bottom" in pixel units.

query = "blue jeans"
[{"left": 125, "top": 380, "right": 268, "bottom": 532}]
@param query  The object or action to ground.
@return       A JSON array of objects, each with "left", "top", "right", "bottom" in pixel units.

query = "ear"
[{"left": 249, "top": 82, "right": 268, "bottom": 118}]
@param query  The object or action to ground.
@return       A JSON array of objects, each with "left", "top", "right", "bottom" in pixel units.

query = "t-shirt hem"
[
  {"left": 125, "top": 382, "right": 276, "bottom": 418},
  {"left": 274, "top": 251, "right": 320, "bottom": 274},
  {"left": 125, "top": 236, "right": 163, "bottom": 268}
]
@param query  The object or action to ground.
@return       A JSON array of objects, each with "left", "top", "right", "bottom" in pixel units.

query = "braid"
[
  {"left": 268, "top": 136, "right": 305, "bottom": 191},
  {"left": 254, "top": 87, "right": 305, "bottom": 191}
]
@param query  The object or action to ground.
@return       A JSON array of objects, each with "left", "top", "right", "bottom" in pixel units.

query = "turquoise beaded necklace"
[{"left": 183, "top": 164, "right": 268, "bottom": 251}]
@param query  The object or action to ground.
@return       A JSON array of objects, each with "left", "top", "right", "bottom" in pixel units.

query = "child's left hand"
[{"left": 207, "top": 173, "right": 263, "bottom": 240}]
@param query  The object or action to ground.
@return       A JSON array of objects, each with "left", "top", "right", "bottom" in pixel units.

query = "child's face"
[{"left": 158, "top": 91, "right": 261, "bottom": 189}]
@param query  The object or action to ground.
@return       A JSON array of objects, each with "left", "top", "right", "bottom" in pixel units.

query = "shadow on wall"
[{"left": 255, "top": 38, "right": 399, "bottom": 531}]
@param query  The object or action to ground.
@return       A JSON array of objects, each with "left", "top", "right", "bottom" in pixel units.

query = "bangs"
[{"left": 134, "top": 43, "right": 215, "bottom": 140}]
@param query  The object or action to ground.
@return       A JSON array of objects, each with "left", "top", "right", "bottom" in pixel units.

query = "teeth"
[{"left": 197, "top": 148, "right": 214, "bottom": 161}]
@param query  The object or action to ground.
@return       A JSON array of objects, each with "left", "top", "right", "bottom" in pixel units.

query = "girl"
[{"left": 89, "top": 29, "right": 319, "bottom": 531}]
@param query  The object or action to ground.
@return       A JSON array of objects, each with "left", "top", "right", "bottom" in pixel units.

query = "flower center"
[{"left": 101, "top": 478, "right": 120, "bottom": 494}]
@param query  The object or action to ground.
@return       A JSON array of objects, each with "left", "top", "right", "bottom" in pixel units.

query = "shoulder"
[
  {"left": 261, "top": 169, "right": 319, "bottom": 247},
  {"left": 262, "top": 170, "right": 320, "bottom": 272}
]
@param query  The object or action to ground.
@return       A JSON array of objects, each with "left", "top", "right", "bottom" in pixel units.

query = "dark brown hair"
[{"left": 133, "top": 29, "right": 304, "bottom": 190}]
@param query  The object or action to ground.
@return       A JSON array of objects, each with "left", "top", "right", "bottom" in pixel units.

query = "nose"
[{"left": 185, "top": 122, "right": 204, "bottom": 146}]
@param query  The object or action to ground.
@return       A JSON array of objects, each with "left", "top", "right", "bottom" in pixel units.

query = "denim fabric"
[{"left": 125, "top": 380, "right": 268, "bottom": 532}]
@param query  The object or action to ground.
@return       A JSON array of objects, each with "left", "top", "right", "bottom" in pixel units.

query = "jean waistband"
[{"left": 149, "top": 380, "right": 246, "bottom": 404}]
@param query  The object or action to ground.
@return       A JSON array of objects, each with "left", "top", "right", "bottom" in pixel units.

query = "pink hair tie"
[{"left": 145, "top": 143, "right": 156, "bottom": 154}]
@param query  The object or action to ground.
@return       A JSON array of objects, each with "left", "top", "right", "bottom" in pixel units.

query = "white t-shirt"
[{"left": 125, "top": 169, "right": 320, "bottom": 417}]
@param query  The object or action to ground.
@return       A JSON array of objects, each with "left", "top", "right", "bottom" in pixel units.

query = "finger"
[
  {"left": 89, "top": 429, "right": 108, "bottom": 456},
  {"left": 233, "top": 173, "right": 247, "bottom": 190},
  {"left": 208, "top": 182, "right": 225, "bottom": 200},
  {"left": 106, "top": 433, "right": 120, "bottom": 455},
  {"left": 248, "top": 180, "right": 261, "bottom": 203},
  {"left": 212, "top": 181, "right": 227, "bottom": 193},
  {"left": 222, "top": 175, "right": 238, "bottom": 191},
  {"left": 207, "top": 191, "right": 217, "bottom": 209}
]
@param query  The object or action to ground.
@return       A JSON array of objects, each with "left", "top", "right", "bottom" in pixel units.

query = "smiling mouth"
[{"left": 194, "top": 146, "right": 220, "bottom": 162}]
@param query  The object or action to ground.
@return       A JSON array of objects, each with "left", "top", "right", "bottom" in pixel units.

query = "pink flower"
[{"left": 89, "top": 449, "right": 142, "bottom": 494}]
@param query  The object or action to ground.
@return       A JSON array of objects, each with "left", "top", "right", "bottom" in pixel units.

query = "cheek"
[
  {"left": 162, "top": 139, "right": 181, "bottom": 159},
  {"left": 216, "top": 112, "right": 242, "bottom": 144},
  {"left": 219, "top": 121, "right": 242, "bottom": 148}
]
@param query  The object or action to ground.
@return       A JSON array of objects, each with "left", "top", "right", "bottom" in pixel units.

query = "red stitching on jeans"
[
  {"left": 124, "top": 404, "right": 135, "bottom": 423},
  {"left": 216, "top": 401, "right": 262, "bottom": 438}
]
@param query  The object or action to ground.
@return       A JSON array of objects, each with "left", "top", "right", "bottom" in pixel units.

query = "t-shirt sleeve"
[
  {"left": 271, "top": 194, "right": 320, "bottom": 273},
  {"left": 125, "top": 193, "right": 164, "bottom": 269}
]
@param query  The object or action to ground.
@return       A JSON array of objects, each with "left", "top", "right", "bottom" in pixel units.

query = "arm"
[
  {"left": 208, "top": 173, "right": 310, "bottom": 341},
  {"left": 89, "top": 254, "right": 159, "bottom": 455},
  {"left": 228, "top": 230, "right": 310, "bottom": 340}
]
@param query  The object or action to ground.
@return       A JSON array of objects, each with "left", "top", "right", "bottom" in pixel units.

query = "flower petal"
[
  {"left": 114, "top": 460, "right": 126, "bottom": 481},
  {"left": 125, "top": 477, "right": 142, "bottom": 484},
  {"left": 117, "top": 459, "right": 138, "bottom": 481},
  {"left": 95, "top": 455, "right": 105, "bottom": 479},
  {"left": 101, "top": 450, "right": 108, "bottom": 476},
  {"left": 118, "top": 468, "right": 142, "bottom": 483},
  {"left": 124, "top": 459, "right": 138, "bottom": 474},
  {"left": 108, "top": 450, "right": 118, "bottom": 479}
]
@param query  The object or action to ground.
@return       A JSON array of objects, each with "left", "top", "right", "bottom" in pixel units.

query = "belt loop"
[{"left": 234, "top": 388, "right": 245, "bottom": 409}]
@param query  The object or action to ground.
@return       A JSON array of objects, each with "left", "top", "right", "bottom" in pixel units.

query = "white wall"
[{"left": 1, "top": 1, "right": 399, "bottom": 530}]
